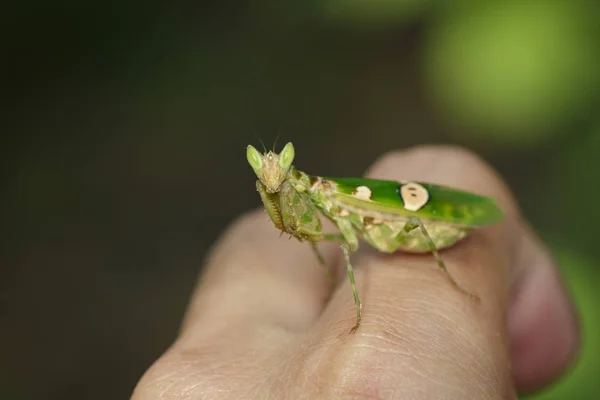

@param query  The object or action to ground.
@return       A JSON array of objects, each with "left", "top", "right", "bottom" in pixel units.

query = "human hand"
[{"left": 133, "top": 146, "right": 578, "bottom": 399}]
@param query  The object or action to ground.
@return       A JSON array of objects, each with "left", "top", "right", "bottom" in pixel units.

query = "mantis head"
[{"left": 246, "top": 142, "right": 295, "bottom": 193}]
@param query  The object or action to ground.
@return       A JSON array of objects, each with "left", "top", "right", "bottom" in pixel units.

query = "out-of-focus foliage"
[
  {"left": 1, "top": 1, "right": 598, "bottom": 399},
  {"left": 422, "top": 1, "right": 599, "bottom": 147},
  {"left": 549, "top": 124, "right": 600, "bottom": 254},
  {"left": 317, "top": 0, "right": 430, "bottom": 27}
]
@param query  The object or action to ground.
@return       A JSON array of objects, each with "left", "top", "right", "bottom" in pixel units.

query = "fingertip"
[{"left": 509, "top": 225, "right": 580, "bottom": 393}]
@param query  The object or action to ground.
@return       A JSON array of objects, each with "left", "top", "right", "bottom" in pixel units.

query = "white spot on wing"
[
  {"left": 400, "top": 182, "right": 429, "bottom": 211},
  {"left": 352, "top": 185, "right": 372, "bottom": 201},
  {"left": 339, "top": 209, "right": 350, "bottom": 217}
]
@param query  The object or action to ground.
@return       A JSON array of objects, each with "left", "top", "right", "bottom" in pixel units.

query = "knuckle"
[
  {"left": 372, "top": 144, "right": 493, "bottom": 180},
  {"left": 206, "top": 208, "right": 272, "bottom": 263},
  {"left": 305, "top": 304, "right": 505, "bottom": 399},
  {"left": 131, "top": 354, "right": 196, "bottom": 399},
  {"left": 223, "top": 208, "right": 269, "bottom": 242},
  {"left": 132, "top": 349, "right": 258, "bottom": 400}
]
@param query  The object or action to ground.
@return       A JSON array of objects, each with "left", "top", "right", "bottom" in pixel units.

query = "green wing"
[{"left": 323, "top": 177, "right": 504, "bottom": 226}]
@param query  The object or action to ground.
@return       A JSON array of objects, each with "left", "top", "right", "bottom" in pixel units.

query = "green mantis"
[{"left": 246, "top": 142, "right": 504, "bottom": 333}]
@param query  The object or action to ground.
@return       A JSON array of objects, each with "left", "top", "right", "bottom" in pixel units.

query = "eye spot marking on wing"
[
  {"left": 399, "top": 182, "right": 429, "bottom": 211},
  {"left": 352, "top": 185, "right": 372, "bottom": 201}
]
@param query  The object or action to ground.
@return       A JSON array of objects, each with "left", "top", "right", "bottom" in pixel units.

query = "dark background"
[{"left": 2, "top": 2, "right": 598, "bottom": 399}]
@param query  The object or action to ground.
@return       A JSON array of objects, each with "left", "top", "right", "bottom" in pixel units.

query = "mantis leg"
[
  {"left": 403, "top": 218, "right": 480, "bottom": 301},
  {"left": 309, "top": 242, "right": 335, "bottom": 283},
  {"left": 309, "top": 233, "right": 347, "bottom": 280},
  {"left": 341, "top": 243, "right": 361, "bottom": 333},
  {"left": 325, "top": 219, "right": 362, "bottom": 334}
]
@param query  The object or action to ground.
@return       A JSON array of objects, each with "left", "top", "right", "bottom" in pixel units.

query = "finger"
[
  {"left": 509, "top": 222, "right": 579, "bottom": 394},
  {"left": 177, "top": 208, "right": 340, "bottom": 344},
  {"left": 134, "top": 209, "right": 341, "bottom": 399},
  {"left": 310, "top": 146, "right": 518, "bottom": 398}
]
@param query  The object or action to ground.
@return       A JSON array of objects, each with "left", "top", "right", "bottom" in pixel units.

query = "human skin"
[{"left": 132, "top": 146, "right": 579, "bottom": 400}]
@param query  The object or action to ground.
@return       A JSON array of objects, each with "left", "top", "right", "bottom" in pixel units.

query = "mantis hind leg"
[{"left": 401, "top": 218, "right": 480, "bottom": 301}]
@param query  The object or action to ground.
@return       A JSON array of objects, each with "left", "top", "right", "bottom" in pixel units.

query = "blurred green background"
[{"left": 1, "top": 1, "right": 598, "bottom": 399}]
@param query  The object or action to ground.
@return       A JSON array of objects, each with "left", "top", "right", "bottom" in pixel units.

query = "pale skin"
[{"left": 132, "top": 146, "right": 579, "bottom": 399}]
